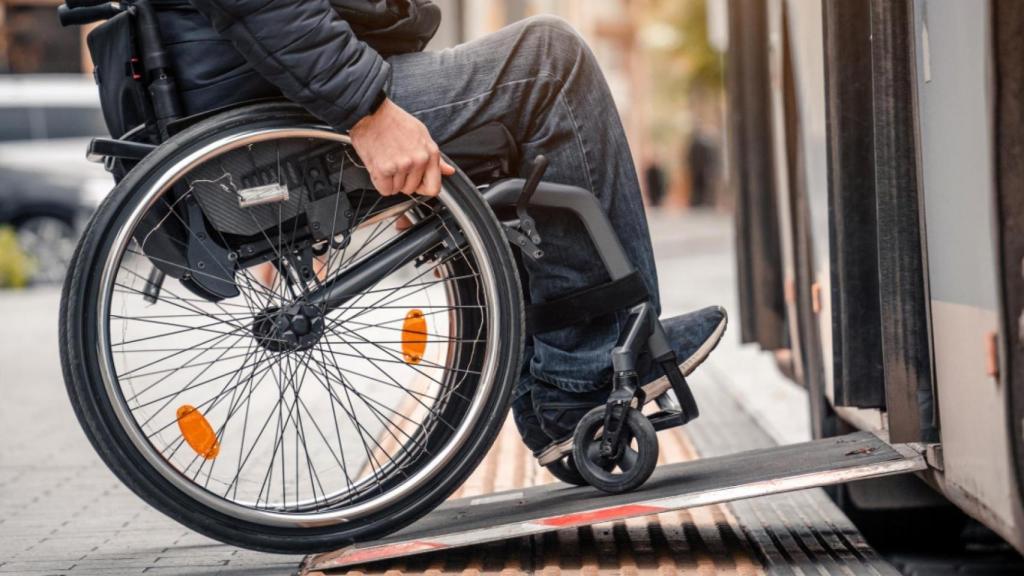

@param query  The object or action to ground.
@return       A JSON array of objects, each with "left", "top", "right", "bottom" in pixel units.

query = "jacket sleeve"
[{"left": 188, "top": 0, "right": 390, "bottom": 131}]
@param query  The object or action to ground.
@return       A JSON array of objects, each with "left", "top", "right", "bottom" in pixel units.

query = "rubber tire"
[
  {"left": 59, "top": 101, "right": 524, "bottom": 553},
  {"left": 572, "top": 406, "right": 658, "bottom": 494},
  {"left": 546, "top": 455, "right": 588, "bottom": 486}
]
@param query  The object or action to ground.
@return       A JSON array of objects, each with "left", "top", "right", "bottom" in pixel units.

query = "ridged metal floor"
[
  {"left": 686, "top": 377, "right": 900, "bottom": 576},
  {"left": 303, "top": 378, "right": 901, "bottom": 576},
  {"left": 306, "top": 420, "right": 763, "bottom": 575}
]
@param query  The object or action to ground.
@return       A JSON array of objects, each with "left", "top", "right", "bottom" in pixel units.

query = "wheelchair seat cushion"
[{"left": 439, "top": 122, "right": 520, "bottom": 186}]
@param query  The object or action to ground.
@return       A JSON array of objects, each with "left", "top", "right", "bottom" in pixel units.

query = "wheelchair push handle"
[
  {"left": 66, "top": 0, "right": 114, "bottom": 9},
  {"left": 57, "top": 1, "right": 123, "bottom": 26}
]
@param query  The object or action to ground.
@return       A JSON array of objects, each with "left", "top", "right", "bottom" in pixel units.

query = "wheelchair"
[{"left": 57, "top": 0, "right": 705, "bottom": 553}]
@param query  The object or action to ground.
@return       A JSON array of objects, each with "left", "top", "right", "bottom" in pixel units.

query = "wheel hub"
[{"left": 252, "top": 302, "right": 325, "bottom": 352}]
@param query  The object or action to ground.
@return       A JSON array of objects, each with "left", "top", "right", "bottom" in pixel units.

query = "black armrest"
[{"left": 87, "top": 138, "right": 157, "bottom": 163}]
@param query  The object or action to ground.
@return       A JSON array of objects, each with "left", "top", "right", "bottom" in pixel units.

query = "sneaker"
[
  {"left": 510, "top": 389, "right": 556, "bottom": 456},
  {"left": 639, "top": 305, "right": 729, "bottom": 399},
  {"left": 531, "top": 380, "right": 610, "bottom": 464},
  {"left": 529, "top": 305, "right": 728, "bottom": 466}
]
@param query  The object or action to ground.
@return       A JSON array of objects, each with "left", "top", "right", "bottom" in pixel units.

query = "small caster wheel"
[
  {"left": 572, "top": 405, "right": 658, "bottom": 494},
  {"left": 546, "top": 454, "right": 606, "bottom": 486}
]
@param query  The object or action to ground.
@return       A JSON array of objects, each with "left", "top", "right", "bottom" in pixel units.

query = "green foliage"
[
  {"left": 640, "top": 0, "right": 726, "bottom": 150},
  {"left": 0, "top": 226, "right": 34, "bottom": 289},
  {"left": 675, "top": 0, "right": 724, "bottom": 94},
  {"left": 642, "top": 0, "right": 725, "bottom": 98}
]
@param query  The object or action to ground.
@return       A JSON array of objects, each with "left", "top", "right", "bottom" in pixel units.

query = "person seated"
[{"left": 167, "top": 0, "right": 727, "bottom": 464}]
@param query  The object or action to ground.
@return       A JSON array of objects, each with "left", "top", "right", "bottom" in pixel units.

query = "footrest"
[
  {"left": 648, "top": 409, "right": 686, "bottom": 432},
  {"left": 657, "top": 357, "right": 699, "bottom": 424}
]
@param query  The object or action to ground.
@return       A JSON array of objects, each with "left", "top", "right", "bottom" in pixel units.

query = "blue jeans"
[{"left": 389, "top": 15, "right": 659, "bottom": 397}]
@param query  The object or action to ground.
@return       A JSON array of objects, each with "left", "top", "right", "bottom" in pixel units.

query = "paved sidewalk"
[
  {"left": 0, "top": 208, "right": 813, "bottom": 575},
  {"left": 0, "top": 289, "right": 303, "bottom": 575},
  {"left": 647, "top": 208, "right": 811, "bottom": 447}
]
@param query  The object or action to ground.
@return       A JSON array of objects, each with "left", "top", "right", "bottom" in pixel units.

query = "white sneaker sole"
[{"left": 536, "top": 312, "right": 728, "bottom": 467}]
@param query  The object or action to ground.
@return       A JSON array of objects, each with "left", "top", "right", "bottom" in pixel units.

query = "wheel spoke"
[{"left": 93, "top": 133, "right": 501, "bottom": 523}]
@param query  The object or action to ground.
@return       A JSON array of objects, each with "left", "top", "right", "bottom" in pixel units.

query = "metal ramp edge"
[{"left": 302, "top": 432, "right": 928, "bottom": 573}]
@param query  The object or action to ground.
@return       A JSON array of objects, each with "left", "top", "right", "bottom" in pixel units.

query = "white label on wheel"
[{"left": 238, "top": 183, "right": 289, "bottom": 208}]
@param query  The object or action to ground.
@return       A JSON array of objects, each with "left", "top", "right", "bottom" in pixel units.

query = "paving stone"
[{"left": 0, "top": 560, "right": 77, "bottom": 573}]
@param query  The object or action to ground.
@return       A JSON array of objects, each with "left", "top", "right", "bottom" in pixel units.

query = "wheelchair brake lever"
[
  {"left": 504, "top": 225, "right": 543, "bottom": 260},
  {"left": 504, "top": 155, "right": 548, "bottom": 260},
  {"left": 518, "top": 156, "right": 548, "bottom": 213}
]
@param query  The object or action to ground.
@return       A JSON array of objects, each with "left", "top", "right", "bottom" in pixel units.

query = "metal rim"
[{"left": 94, "top": 126, "right": 503, "bottom": 527}]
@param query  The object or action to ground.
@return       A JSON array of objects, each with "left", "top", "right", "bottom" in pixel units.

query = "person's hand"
[{"left": 350, "top": 98, "right": 455, "bottom": 197}]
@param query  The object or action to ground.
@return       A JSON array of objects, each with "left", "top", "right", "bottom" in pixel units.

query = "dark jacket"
[{"left": 157, "top": 0, "right": 392, "bottom": 131}]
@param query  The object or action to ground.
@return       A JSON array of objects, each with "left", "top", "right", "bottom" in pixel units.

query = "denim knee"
[
  {"left": 518, "top": 14, "right": 590, "bottom": 72},
  {"left": 521, "top": 14, "right": 579, "bottom": 39}
]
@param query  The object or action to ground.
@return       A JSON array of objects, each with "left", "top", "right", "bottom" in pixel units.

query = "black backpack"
[
  {"left": 86, "top": 0, "right": 441, "bottom": 138},
  {"left": 332, "top": 0, "right": 441, "bottom": 56}
]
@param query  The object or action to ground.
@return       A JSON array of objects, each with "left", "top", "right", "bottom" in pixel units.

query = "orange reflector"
[
  {"left": 402, "top": 309, "right": 427, "bottom": 364},
  {"left": 176, "top": 404, "right": 220, "bottom": 459}
]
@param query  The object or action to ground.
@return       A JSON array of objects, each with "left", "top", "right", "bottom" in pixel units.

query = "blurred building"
[{"left": 0, "top": 0, "right": 87, "bottom": 74}]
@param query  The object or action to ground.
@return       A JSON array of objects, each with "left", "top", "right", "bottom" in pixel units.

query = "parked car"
[{"left": 0, "top": 75, "right": 111, "bottom": 284}]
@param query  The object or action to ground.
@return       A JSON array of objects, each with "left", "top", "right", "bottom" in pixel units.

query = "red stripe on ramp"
[
  {"left": 339, "top": 540, "right": 445, "bottom": 565},
  {"left": 538, "top": 504, "right": 666, "bottom": 527}
]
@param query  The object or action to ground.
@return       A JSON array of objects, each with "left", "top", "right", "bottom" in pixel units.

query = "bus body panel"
[
  {"left": 912, "top": 0, "right": 1020, "bottom": 540},
  {"left": 740, "top": 0, "right": 1024, "bottom": 552}
]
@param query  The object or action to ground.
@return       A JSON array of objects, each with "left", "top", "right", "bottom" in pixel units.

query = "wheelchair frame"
[
  {"left": 52, "top": 1, "right": 943, "bottom": 564},
  {"left": 60, "top": 0, "right": 701, "bottom": 493}
]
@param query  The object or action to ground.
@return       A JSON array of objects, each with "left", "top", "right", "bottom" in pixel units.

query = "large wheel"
[{"left": 59, "top": 102, "right": 523, "bottom": 553}]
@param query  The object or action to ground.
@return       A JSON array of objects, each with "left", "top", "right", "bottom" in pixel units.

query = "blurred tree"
[
  {"left": 640, "top": 0, "right": 724, "bottom": 110},
  {"left": 637, "top": 0, "right": 726, "bottom": 208},
  {"left": 675, "top": 0, "right": 724, "bottom": 94},
  {"left": 0, "top": 226, "right": 33, "bottom": 288}
]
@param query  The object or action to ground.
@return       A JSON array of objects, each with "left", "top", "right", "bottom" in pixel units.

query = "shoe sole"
[{"left": 536, "top": 311, "right": 728, "bottom": 467}]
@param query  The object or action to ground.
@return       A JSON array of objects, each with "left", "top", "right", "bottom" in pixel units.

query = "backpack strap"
[{"left": 526, "top": 272, "right": 649, "bottom": 336}]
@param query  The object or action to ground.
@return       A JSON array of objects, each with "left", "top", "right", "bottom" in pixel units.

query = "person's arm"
[
  {"left": 349, "top": 98, "right": 454, "bottom": 197},
  {"left": 189, "top": 0, "right": 452, "bottom": 195},
  {"left": 189, "top": 0, "right": 387, "bottom": 130}
]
